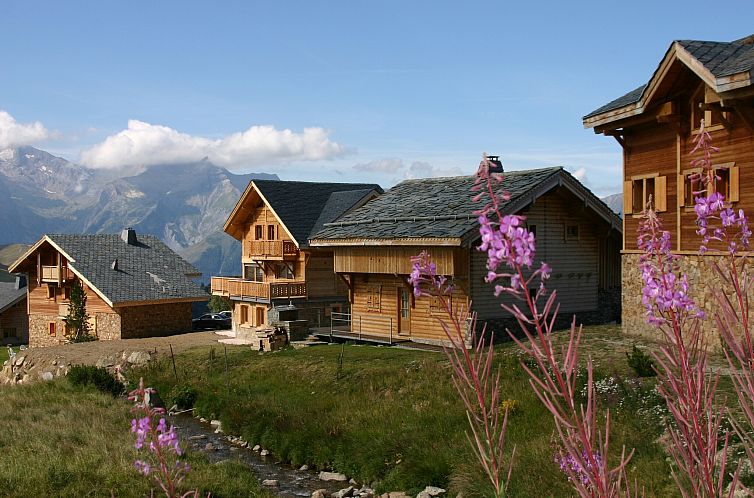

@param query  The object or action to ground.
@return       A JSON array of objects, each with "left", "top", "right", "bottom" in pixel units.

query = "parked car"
[
  {"left": 192, "top": 313, "right": 231, "bottom": 330},
  {"left": 218, "top": 310, "right": 232, "bottom": 320}
]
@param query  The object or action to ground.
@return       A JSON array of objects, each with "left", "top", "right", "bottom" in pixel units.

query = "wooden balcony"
[
  {"left": 211, "top": 277, "right": 307, "bottom": 302},
  {"left": 41, "top": 266, "right": 74, "bottom": 283},
  {"left": 246, "top": 240, "right": 298, "bottom": 260}
]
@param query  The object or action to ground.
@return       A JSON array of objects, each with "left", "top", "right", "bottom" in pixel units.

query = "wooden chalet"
[
  {"left": 583, "top": 34, "right": 754, "bottom": 340},
  {"left": 0, "top": 276, "right": 27, "bottom": 345},
  {"left": 211, "top": 180, "right": 382, "bottom": 334},
  {"left": 8, "top": 228, "right": 207, "bottom": 347},
  {"left": 310, "top": 166, "right": 622, "bottom": 346}
]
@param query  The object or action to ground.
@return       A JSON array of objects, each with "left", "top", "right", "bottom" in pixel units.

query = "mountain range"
[{"left": 0, "top": 146, "right": 277, "bottom": 282}]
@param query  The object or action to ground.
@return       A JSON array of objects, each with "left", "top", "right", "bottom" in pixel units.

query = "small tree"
[
  {"left": 66, "top": 279, "right": 94, "bottom": 342},
  {"left": 207, "top": 295, "right": 231, "bottom": 313}
]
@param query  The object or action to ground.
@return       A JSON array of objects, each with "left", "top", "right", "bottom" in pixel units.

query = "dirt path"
[{"left": 2, "top": 331, "right": 232, "bottom": 385}]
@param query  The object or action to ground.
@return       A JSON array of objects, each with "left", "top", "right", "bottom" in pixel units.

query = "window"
[
  {"left": 429, "top": 295, "right": 451, "bottom": 315},
  {"left": 48, "top": 322, "right": 56, "bottom": 336},
  {"left": 366, "top": 286, "right": 381, "bottom": 312},
  {"left": 527, "top": 224, "right": 537, "bottom": 238},
  {"left": 267, "top": 225, "right": 276, "bottom": 240},
  {"left": 240, "top": 305, "right": 249, "bottom": 324},
  {"left": 691, "top": 84, "right": 728, "bottom": 131},
  {"left": 565, "top": 224, "right": 579, "bottom": 240},
  {"left": 681, "top": 163, "right": 739, "bottom": 206},
  {"left": 255, "top": 307, "right": 266, "bottom": 326},
  {"left": 2, "top": 327, "right": 16, "bottom": 339},
  {"left": 63, "top": 286, "right": 71, "bottom": 302},
  {"left": 254, "top": 225, "right": 263, "bottom": 240},
  {"left": 244, "top": 264, "right": 265, "bottom": 282},
  {"left": 47, "top": 285, "right": 55, "bottom": 300},
  {"left": 275, "top": 264, "right": 293, "bottom": 280},
  {"left": 624, "top": 174, "right": 666, "bottom": 215}
]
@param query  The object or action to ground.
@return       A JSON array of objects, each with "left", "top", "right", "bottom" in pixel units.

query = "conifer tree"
[{"left": 66, "top": 279, "right": 94, "bottom": 342}]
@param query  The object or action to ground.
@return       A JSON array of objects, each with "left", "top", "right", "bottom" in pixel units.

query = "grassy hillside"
[
  {"left": 134, "top": 333, "right": 677, "bottom": 497},
  {"left": 0, "top": 379, "right": 271, "bottom": 498}
]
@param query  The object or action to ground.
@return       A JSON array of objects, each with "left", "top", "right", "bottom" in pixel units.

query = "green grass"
[
  {"left": 133, "top": 336, "right": 677, "bottom": 497},
  {"left": 0, "top": 347, "right": 8, "bottom": 364},
  {"left": 0, "top": 379, "right": 273, "bottom": 498}
]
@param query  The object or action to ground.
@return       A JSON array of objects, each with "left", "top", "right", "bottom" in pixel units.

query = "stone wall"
[
  {"left": 28, "top": 313, "right": 68, "bottom": 348},
  {"left": 96, "top": 312, "right": 122, "bottom": 341},
  {"left": 622, "top": 253, "right": 731, "bottom": 348},
  {"left": 119, "top": 302, "right": 193, "bottom": 339}
]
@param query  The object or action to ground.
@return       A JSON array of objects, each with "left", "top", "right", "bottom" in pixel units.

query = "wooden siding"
[
  {"left": 334, "top": 246, "right": 463, "bottom": 275},
  {"left": 241, "top": 206, "right": 297, "bottom": 263},
  {"left": 471, "top": 190, "right": 604, "bottom": 319},
  {"left": 306, "top": 251, "right": 347, "bottom": 298},
  {"left": 349, "top": 273, "right": 470, "bottom": 342},
  {"left": 1, "top": 298, "right": 28, "bottom": 343}
]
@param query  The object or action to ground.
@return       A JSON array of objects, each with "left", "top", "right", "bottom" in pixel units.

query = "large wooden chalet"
[
  {"left": 8, "top": 228, "right": 208, "bottom": 347},
  {"left": 310, "top": 166, "right": 622, "bottom": 346},
  {"left": 583, "top": 34, "right": 754, "bottom": 341},
  {"left": 211, "top": 180, "right": 382, "bottom": 333}
]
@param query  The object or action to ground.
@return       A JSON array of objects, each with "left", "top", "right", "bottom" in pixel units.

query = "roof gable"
[
  {"left": 9, "top": 233, "right": 206, "bottom": 307},
  {"left": 223, "top": 180, "right": 383, "bottom": 245},
  {"left": 584, "top": 34, "right": 754, "bottom": 128}
]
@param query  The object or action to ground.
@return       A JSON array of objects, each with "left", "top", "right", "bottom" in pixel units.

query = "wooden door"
[
  {"left": 255, "top": 307, "right": 266, "bottom": 326},
  {"left": 397, "top": 287, "right": 411, "bottom": 336}
]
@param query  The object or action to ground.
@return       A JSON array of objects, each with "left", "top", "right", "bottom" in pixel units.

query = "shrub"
[
  {"left": 500, "top": 398, "right": 519, "bottom": 416},
  {"left": 168, "top": 384, "right": 198, "bottom": 410},
  {"left": 625, "top": 345, "right": 657, "bottom": 377},
  {"left": 67, "top": 365, "right": 123, "bottom": 396}
]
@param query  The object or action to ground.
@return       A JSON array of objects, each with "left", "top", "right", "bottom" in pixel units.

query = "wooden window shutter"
[
  {"left": 729, "top": 166, "right": 740, "bottom": 202},
  {"left": 623, "top": 180, "right": 633, "bottom": 215},
  {"left": 677, "top": 174, "right": 686, "bottom": 207},
  {"left": 655, "top": 176, "right": 667, "bottom": 212}
]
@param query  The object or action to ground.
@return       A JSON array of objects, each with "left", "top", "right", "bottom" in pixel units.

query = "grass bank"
[
  {"left": 134, "top": 332, "right": 678, "bottom": 497},
  {"left": 0, "top": 379, "right": 272, "bottom": 498}
]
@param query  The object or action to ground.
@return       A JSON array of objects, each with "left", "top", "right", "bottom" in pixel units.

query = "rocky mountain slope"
[
  {"left": 601, "top": 193, "right": 623, "bottom": 218},
  {"left": 0, "top": 146, "right": 277, "bottom": 281}
]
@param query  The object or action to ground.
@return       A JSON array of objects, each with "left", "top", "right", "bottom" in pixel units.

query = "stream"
[{"left": 172, "top": 413, "right": 346, "bottom": 497}]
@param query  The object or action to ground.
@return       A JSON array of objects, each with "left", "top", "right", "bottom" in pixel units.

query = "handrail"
[
  {"left": 247, "top": 239, "right": 298, "bottom": 258},
  {"left": 211, "top": 277, "right": 307, "bottom": 300}
]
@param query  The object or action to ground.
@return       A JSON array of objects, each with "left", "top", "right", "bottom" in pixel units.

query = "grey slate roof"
[
  {"left": 311, "top": 167, "right": 563, "bottom": 242},
  {"left": 48, "top": 233, "right": 207, "bottom": 306},
  {"left": 309, "top": 189, "right": 377, "bottom": 239},
  {"left": 252, "top": 180, "right": 383, "bottom": 246},
  {"left": 584, "top": 35, "right": 754, "bottom": 119},
  {"left": 0, "top": 282, "right": 25, "bottom": 314}
]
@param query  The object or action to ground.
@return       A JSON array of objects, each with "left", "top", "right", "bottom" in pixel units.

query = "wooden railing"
[
  {"left": 246, "top": 240, "right": 298, "bottom": 259},
  {"left": 211, "top": 277, "right": 307, "bottom": 300},
  {"left": 41, "top": 266, "right": 74, "bottom": 282}
]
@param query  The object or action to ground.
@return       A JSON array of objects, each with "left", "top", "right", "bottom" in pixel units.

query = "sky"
[{"left": 1, "top": 1, "right": 753, "bottom": 197}]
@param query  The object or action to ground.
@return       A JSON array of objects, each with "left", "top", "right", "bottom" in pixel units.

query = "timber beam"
[{"left": 337, "top": 273, "right": 354, "bottom": 304}]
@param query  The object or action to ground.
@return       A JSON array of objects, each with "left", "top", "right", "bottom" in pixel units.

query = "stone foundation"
[
  {"left": 28, "top": 313, "right": 69, "bottom": 348},
  {"left": 621, "top": 253, "right": 734, "bottom": 348},
  {"left": 119, "top": 302, "right": 193, "bottom": 339}
]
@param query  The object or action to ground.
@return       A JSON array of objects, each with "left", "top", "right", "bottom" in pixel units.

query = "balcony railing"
[
  {"left": 41, "top": 266, "right": 74, "bottom": 283},
  {"left": 246, "top": 240, "right": 298, "bottom": 259},
  {"left": 211, "top": 277, "right": 307, "bottom": 301}
]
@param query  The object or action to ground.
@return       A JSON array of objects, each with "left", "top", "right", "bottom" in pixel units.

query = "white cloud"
[
  {"left": 0, "top": 110, "right": 53, "bottom": 148},
  {"left": 80, "top": 120, "right": 347, "bottom": 169},
  {"left": 352, "top": 158, "right": 404, "bottom": 173},
  {"left": 405, "top": 161, "right": 464, "bottom": 179},
  {"left": 569, "top": 166, "right": 589, "bottom": 184}
]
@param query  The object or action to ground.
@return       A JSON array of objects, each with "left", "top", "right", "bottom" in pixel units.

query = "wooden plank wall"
[
  {"left": 242, "top": 206, "right": 288, "bottom": 264},
  {"left": 470, "top": 189, "right": 601, "bottom": 319},
  {"left": 334, "top": 246, "right": 458, "bottom": 275},
  {"left": 305, "top": 251, "right": 347, "bottom": 298},
  {"left": 349, "top": 273, "right": 470, "bottom": 342}
]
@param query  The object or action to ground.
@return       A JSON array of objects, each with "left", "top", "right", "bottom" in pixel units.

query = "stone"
[
  {"left": 319, "top": 471, "right": 348, "bottom": 482},
  {"left": 209, "top": 419, "right": 222, "bottom": 427},
  {"left": 39, "top": 371, "right": 54, "bottom": 382},
  {"left": 260, "top": 449, "right": 269, "bottom": 456},
  {"left": 199, "top": 417, "right": 207, "bottom": 423},
  {"left": 204, "top": 443, "right": 216, "bottom": 451},
  {"left": 312, "top": 490, "right": 327, "bottom": 498},
  {"left": 252, "top": 445, "right": 261, "bottom": 451},
  {"left": 95, "top": 358, "right": 115, "bottom": 368},
  {"left": 337, "top": 486, "right": 354, "bottom": 497},
  {"left": 14, "top": 356, "right": 25, "bottom": 367},
  {"left": 350, "top": 479, "right": 359, "bottom": 486},
  {"left": 261, "top": 479, "right": 279, "bottom": 487},
  {"left": 127, "top": 351, "right": 151, "bottom": 366},
  {"left": 299, "top": 464, "right": 309, "bottom": 471},
  {"left": 188, "top": 435, "right": 206, "bottom": 441},
  {"left": 422, "top": 487, "right": 446, "bottom": 497},
  {"left": 229, "top": 447, "right": 239, "bottom": 452}
]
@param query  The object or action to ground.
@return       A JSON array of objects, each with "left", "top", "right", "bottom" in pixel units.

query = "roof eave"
[
  {"left": 309, "top": 237, "right": 464, "bottom": 247},
  {"left": 0, "top": 293, "right": 26, "bottom": 315}
]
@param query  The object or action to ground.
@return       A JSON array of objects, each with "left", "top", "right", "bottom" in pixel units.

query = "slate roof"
[
  {"left": 47, "top": 233, "right": 207, "bottom": 306},
  {"left": 252, "top": 180, "right": 383, "bottom": 246},
  {"left": 311, "top": 167, "right": 564, "bottom": 242},
  {"left": 0, "top": 282, "right": 25, "bottom": 315},
  {"left": 584, "top": 35, "right": 754, "bottom": 119}
]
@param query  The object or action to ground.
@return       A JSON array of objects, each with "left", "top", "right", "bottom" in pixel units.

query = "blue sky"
[{"left": 1, "top": 1, "right": 753, "bottom": 196}]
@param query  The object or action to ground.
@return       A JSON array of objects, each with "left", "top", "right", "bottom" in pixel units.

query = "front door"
[{"left": 397, "top": 287, "right": 411, "bottom": 336}]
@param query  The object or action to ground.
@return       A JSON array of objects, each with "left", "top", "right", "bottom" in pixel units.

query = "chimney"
[
  {"left": 486, "top": 155, "right": 504, "bottom": 173},
  {"left": 111, "top": 259, "right": 119, "bottom": 271},
  {"left": 121, "top": 227, "right": 138, "bottom": 245},
  {"left": 14, "top": 275, "right": 27, "bottom": 290}
]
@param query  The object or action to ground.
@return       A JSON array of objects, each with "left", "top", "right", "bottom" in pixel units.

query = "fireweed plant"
[{"left": 129, "top": 378, "right": 200, "bottom": 498}]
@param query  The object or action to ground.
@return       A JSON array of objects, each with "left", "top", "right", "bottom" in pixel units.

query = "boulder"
[
  {"left": 39, "top": 371, "right": 54, "bottom": 382},
  {"left": 252, "top": 445, "right": 261, "bottom": 452},
  {"left": 14, "top": 356, "right": 25, "bottom": 367},
  {"left": 262, "top": 479, "right": 279, "bottom": 487},
  {"left": 127, "top": 351, "right": 151, "bottom": 366},
  {"left": 422, "top": 487, "right": 446, "bottom": 497},
  {"left": 312, "top": 490, "right": 328, "bottom": 498},
  {"left": 299, "top": 464, "right": 310, "bottom": 471},
  {"left": 337, "top": 486, "right": 354, "bottom": 497},
  {"left": 260, "top": 449, "right": 270, "bottom": 456},
  {"left": 204, "top": 443, "right": 216, "bottom": 451},
  {"left": 319, "top": 471, "right": 348, "bottom": 482}
]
